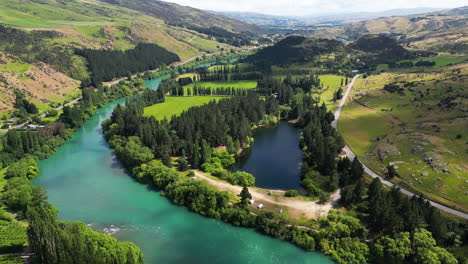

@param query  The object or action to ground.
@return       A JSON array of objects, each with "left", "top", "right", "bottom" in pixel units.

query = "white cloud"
[{"left": 162, "top": 0, "right": 468, "bottom": 16}]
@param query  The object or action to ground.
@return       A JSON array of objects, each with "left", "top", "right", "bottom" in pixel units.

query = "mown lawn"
[{"left": 143, "top": 96, "right": 226, "bottom": 120}]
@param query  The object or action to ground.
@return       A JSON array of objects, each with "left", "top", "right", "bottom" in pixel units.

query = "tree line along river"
[{"left": 32, "top": 73, "right": 334, "bottom": 264}]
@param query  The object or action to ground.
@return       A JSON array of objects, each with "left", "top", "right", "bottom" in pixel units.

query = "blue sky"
[{"left": 163, "top": 0, "right": 468, "bottom": 16}]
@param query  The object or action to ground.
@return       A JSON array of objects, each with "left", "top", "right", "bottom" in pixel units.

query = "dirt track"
[{"left": 193, "top": 171, "right": 340, "bottom": 219}]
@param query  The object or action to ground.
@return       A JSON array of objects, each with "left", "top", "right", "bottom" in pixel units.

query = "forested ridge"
[
  {"left": 77, "top": 43, "right": 180, "bottom": 86},
  {"left": 246, "top": 34, "right": 416, "bottom": 72}
]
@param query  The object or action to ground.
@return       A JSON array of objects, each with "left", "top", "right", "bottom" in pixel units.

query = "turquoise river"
[{"left": 32, "top": 75, "right": 334, "bottom": 264}]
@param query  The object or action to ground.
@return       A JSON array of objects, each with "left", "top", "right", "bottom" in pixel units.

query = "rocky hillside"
[
  {"left": 0, "top": 52, "right": 80, "bottom": 115},
  {"left": 0, "top": 0, "right": 249, "bottom": 60},
  {"left": 310, "top": 6, "right": 468, "bottom": 53},
  {"left": 0, "top": 0, "right": 258, "bottom": 116}
]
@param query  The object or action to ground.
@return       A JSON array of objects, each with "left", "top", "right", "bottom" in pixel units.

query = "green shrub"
[{"left": 285, "top": 190, "right": 299, "bottom": 197}]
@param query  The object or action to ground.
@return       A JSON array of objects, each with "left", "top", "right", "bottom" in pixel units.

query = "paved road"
[{"left": 334, "top": 75, "right": 468, "bottom": 220}]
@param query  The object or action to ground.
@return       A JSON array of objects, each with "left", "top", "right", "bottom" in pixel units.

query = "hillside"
[
  {"left": 339, "top": 63, "right": 468, "bottom": 211},
  {"left": 310, "top": 6, "right": 468, "bottom": 53},
  {"left": 0, "top": 0, "right": 255, "bottom": 116},
  {"left": 0, "top": 52, "right": 80, "bottom": 116},
  {"left": 0, "top": 0, "right": 245, "bottom": 59},
  {"left": 246, "top": 34, "right": 414, "bottom": 71},
  {"left": 104, "top": 0, "right": 262, "bottom": 34}
]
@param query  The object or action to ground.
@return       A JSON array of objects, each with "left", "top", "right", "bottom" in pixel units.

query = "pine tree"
[{"left": 240, "top": 186, "right": 252, "bottom": 206}]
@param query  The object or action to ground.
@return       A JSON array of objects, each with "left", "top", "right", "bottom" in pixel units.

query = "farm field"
[
  {"left": 143, "top": 96, "right": 226, "bottom": 120},
  {"left": 428, "top": 56, "right": 468, "bottom": 67},
  {"left": 339, "top": 65, "right": 468, "bottom": 211}
]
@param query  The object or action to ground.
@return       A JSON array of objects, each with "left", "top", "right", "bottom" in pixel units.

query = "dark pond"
[{"left": 234, "top": 121, "right": 303, "bottom": 190}]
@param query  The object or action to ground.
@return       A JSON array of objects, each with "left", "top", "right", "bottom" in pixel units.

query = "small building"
[
  {"left": 352, "top": 70, "right": 359, "bottom": 73},
  {"left": 191, "top": 177, "right": 197, "bottom": 181},
  {"left": 249, "top": 200, "right": 255, "bottom": 205},
  {"left": 257, "top": 204, "right": 264, "bottom": 209}
]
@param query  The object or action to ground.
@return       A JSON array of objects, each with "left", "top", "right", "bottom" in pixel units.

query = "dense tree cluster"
[
  {"left": 256, "top": 75, "right": 321, "bottom": 112},
  {"left": 104, "top": 96, "right": 279, "bottom": 168},
  {"left": 13, "top": 90, "right": 38, "bottom": 116},
  {"left": 77, "top": 43, "right": 180, "bottom": 85},
  {"left": 247, "top": 36, "right": 345, "bottom": 70},
  {"left": 201, "top": 150, "right": 255, "bottom": 186},
  {"left": 27, "top": 202, "right": 143, "bottom": 264},
  {"left": 372, "top": 229, "right": 457, "bottom": 264},
  {"left": 349, "top": 34, "right": 415, "bottom": 65},
  {"left": 300, "top": 104, "right": 346, "bottom": 193},
  {"left": 338, "top": 178, "right": 465, "bottom": 263},
  {"left": 365, "top": 179, "right": 464, "bottom": 242},
  {"left": 196, "top": 65, "right": 262, "bottom": 81},
  {"left": 1, "top": 129, "right": 66, "bottom": 166}
]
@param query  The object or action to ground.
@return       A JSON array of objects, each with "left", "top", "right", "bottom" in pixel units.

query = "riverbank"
[
  {"left": 193, "top": 170, "right": 339, "bottom": 219},
  {"left": 34, "top": 93, "right": 335, "bottom": 264}
]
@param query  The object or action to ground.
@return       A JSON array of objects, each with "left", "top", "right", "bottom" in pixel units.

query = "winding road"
[
  {"left": 1, "top": 96, "right": 82, "bottom": 135},
  {"left": 334, "top": 75, "right": 468, "bottom": 220}
]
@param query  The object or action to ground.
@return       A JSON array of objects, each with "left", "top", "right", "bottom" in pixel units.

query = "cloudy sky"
[{"left": 163, "top": 0, "right": 468, "bottom": 16}]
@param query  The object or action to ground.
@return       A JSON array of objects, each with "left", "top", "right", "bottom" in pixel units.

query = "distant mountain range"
[
  {"left": 211, "top": 7, "right": 447, "bottom": 27},
  {"left": 310, "top": 6, "right": 468, "bottom": 53}
]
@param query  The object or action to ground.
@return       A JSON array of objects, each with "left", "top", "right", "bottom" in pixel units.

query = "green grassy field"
[
  {"left": 339, "top": 67, "right": 468, "bottom": 210},
  {"left": 143, "top": 96, "right": 226, "bottom": 120},
  {"left": 0, "top": 62, "right": 31, "bottom": 73},
  {"left": 428, "top": 56, "right": 468, "bottom": 66},
  {"left": 339, "top": 103, "right": 394, "bottom": 155},
  {"left": 317, "top": 74, "right": 345, "bottom": 112}
]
